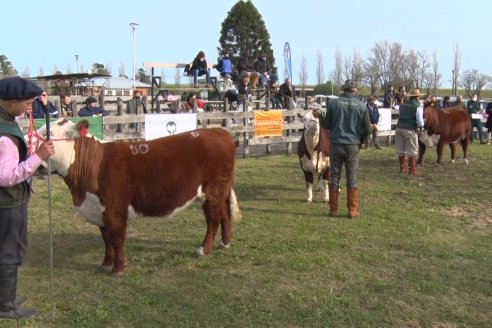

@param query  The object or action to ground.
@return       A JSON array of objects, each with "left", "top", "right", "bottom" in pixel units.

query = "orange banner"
[{"left": 254, "top": 110, "right": 283, "bottom": 137}]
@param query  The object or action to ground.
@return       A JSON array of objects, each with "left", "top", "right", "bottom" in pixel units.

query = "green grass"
[{"left": 2, "top": 143, "right": 491, "bottom": 327}]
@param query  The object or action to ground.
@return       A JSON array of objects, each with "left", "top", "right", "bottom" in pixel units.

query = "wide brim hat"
[{"left": 408, "top": 88, "right": 423, "bottom": 97}]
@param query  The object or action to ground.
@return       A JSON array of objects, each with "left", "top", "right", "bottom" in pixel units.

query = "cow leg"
[
  {"left": 461, "top": 138, "right": 470, "bottom": 165},
  {"left": 417, "top": 141, "right": 426, "bottom": 165},
  {"left": 304, "top": 170, "right": 314, "bottom": 203},
  {"left": 98, "top": 226, "right": 114, "bottom": 269},
  {"left": 103, "top": 212, "right": 128, "bottom": 274},
  {"left": 219, "top": 199, "right": 232, "bottom": 249},
  {"left": 449, "top": 143, "right": 457, "bottom": 164},
  {"left": 197, "top": 201, "right": 222, "bottom": 256},
  {"left": 321, "top": 168, "right": 330, "bottom": 203},
  {"left": 435, "top": 142, "right": 445, "bottom": 166}
]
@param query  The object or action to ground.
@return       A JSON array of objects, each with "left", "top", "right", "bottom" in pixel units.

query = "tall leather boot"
[
  {"left": 399, "top": 155, "right": 406, "bottom": 174},
  {"left": 408, "top": 157, "right": 420, "bottom": 176},
  {"left": 347, "top": 187, "right": 360, "bottom": 218},
  {"left": 0, "top": 265, "right": 36, "bottom": 319},
  {"left": 329, "top": 186, "right": 339, "bottom": 217}
]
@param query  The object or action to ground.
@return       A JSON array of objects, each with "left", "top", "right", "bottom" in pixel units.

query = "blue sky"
[{"left": 2, "top": 0, "right": 490, "bottom": 88}]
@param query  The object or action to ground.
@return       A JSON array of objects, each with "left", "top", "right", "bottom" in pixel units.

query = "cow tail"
[{"left": 229, "top": 188, "right": 241, "bottom": 222}]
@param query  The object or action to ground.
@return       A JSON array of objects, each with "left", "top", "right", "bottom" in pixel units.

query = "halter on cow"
[
  {"left": 297, "top": 110, "right": 330, "bottom": 202},
  {"left": 38, "top": 119, "right": 241, "bottom": 274},
  {"left": 418, "top": 103, "right": 471, "bottom": 165}
]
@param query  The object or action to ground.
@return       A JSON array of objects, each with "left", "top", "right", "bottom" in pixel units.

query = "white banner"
[
  {"left": 144, "top": 113, "right": 197, "bottom": 140},
  {"left": 378, "top": 108, "right": 393, "bottom": 131}
]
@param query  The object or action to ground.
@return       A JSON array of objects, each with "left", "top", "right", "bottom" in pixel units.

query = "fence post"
[
  {"left": 286, "top": 110, "right": 293, "bottom": 155},
  {"left": 242, "top": 100, "right": 250, "bottom": 158},
  {"left": 116, "top": 97, "right": 123, "bottom": 133},
  {"left": 223, "top": 98, "right": 229, "bottom": 128}
]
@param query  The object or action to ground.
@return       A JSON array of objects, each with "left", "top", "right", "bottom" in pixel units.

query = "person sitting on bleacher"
[
  {"left": 78, "top": 96, "right": 110, "bottom": 117},
  {"left": 219, "top": 74, "right": 240, "bottom": 108},
  {"left": 190, "top": 51, "right": 211, "bottom": 88},
  {"left": 254, "top": 53, "right": 270, "bottom": 88},
  {"left": 237, "top": 55, "right": 259, "bottom": 89},
  {"left": 216, "top": 51, "right": 236, "bottom": 80},
  {"left": 279, "top": 78, "right": 297, "bottom": 109}
]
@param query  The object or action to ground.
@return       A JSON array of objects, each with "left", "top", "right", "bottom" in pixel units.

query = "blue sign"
[{"left": 283, "top": 42, "right": 292, "bottom": 82}]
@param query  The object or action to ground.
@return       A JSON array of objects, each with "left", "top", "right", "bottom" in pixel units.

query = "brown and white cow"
[
  {"left": 297, "top": 110, "right": 330, "bottom": 202},
  {"left": 40, "top": 119, "right": 240, "bottom": 274},
  {"left": 418, "top": 104, "right": 471, "bottom": 166}
]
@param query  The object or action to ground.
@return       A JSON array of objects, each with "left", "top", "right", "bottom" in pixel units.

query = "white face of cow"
[
  {"left": 301, "top": 111, "right": 320, "bottom": 139},
  {"left": 37, "top": 119, "right": 81, "bottom": 176}
]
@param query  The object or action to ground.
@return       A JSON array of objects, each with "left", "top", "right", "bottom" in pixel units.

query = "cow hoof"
[
  {"left": 464, "top": 159, "right": 469, "bottom": 165},
  {"left": 220, "top": 241, "right": 230, "bottom": 249},
  {"left": 450, "top": 159, "right": 455, "bottom": 164},
  {"left": 306, "top": 199, "right": 312, "bottom": 203},
  {"left": 196, "top": 247, "right": 205, "bottom": 257}
]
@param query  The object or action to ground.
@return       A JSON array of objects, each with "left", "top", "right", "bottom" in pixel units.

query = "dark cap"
[
  {"left": 341, "top": 79, "right": 358, "bottom": 91},
  {"left": 85, "top": 96, "right": 98, "bottom": 104},
  {"left": 0, "top": 76, "right": 43, "bottom": 100}
]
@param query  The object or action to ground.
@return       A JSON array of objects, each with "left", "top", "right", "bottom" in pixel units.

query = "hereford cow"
[
  {"left": 297, "top": 110, "right": 330, "bottom": 202},
  {"left": 417, "top": 104, "right": 471, "bottom": 166},
  {"left": 39, "top": 119, "right": 241, "bottom": 274}
]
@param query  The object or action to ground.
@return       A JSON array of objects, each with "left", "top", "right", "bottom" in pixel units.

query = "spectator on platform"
[
  {"left": 254, "top": 53, "right": 270, "bottom": 88},
  {"left": 279, "top": 78, "right": 297, "bottom": 109},
  {"left": 237, "top": 55, "right": 259, "bottom": 89},
  {"left": 59, "top": 92, "right": 73, "bottom": 117},
  {"left": 31, "top": 90, "right": 58, "bottom": 118},
  {"left": 190, "top": 51, "right": 211, "bottom": 88},
  {"left": 78, "top": 97, "right": 110, "bottom": 117},
  {"left": 216, "top": 51, "right": 235, "bottom": 79}
]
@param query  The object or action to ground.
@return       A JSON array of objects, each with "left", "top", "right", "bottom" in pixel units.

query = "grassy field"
[{"left": 2, "top": 143, "right": 491, "bottom": 327}]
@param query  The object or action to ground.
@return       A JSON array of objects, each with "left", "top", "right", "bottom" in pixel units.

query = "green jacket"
[
  {"left": 466, "top": 100, "right": 481, "bottom": 116},
  {"left": 396, "top": 99, "right": 420, "bottom": 130},
  {"left": 0, "top": 107, "right": 31, "bottom": 208},
  {"left": 318, "top": 93, "right": 371, "bottom": 144}
]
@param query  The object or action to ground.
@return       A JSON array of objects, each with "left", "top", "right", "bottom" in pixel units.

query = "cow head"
[
  {"left": 37, "top": 119, "right": 92, "bottom": 176},
  {"left": 300, "top": 111, "right": 321, "bottom": 155}
]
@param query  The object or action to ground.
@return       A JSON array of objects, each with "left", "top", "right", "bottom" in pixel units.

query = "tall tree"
[
  {"left": 0, "top": 55, "right": 17, "bottom": 77},
  {"left": 461, "top": 69, "right": 490, "bottom": 98},
  {"left": 299, "top": 54, "right": 308, "bottom": 93},
  {"left": 315, "top": 50, "right": 325, "bottom": 85},
  {"left": 369, "top": 41, "right": 404, "bottom": 88},
  {"left": 331, "top": 47, "right": 343, "bottom": 90},
  {"left": 452, "top": 44, "right": 461, "bottom": 96},
  {"left": 431, "top": 50, "right": 442, "bottom": 95},
  {"left": 92, "top": 63, "right": 109, "bottom": 75},
  {"left": 218, "top": 0, "right": 274, "bottom": 68},
  {"left": 119, "top": 62, "right": 126, "bottom": 78}
]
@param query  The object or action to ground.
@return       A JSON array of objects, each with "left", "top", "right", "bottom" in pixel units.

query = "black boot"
[{"left": 0, "top": 265, "right": 36, "bottom": 319}]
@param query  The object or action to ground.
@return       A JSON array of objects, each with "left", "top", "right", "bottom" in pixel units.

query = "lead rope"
[
  {"left": 30, "top": 111, "right": 55, "bottom": 322},
  {"left": 44, "top": 114, "right": 55, "bottom": 323}
]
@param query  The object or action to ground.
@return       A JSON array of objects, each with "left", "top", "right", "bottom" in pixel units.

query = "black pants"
[{"left": 0, "top": 204, "right": 28, "bottom": 265}]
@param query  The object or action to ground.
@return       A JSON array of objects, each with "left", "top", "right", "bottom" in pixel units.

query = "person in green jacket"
[
  {"left": 395, "top": 88, "right": 425, "bottom": 176},
  {"left": 312, "top": 80, "right": 371, "bottom": 219}
]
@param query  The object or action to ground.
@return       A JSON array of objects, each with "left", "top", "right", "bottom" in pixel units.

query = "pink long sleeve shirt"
[{"left": 0, "top": 136, "right": 42, "bottom": 187}]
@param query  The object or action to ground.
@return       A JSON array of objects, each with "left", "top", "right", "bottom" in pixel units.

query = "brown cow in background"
[{"left": 418, "top": 104, "right": 471, "bottom": 165}]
